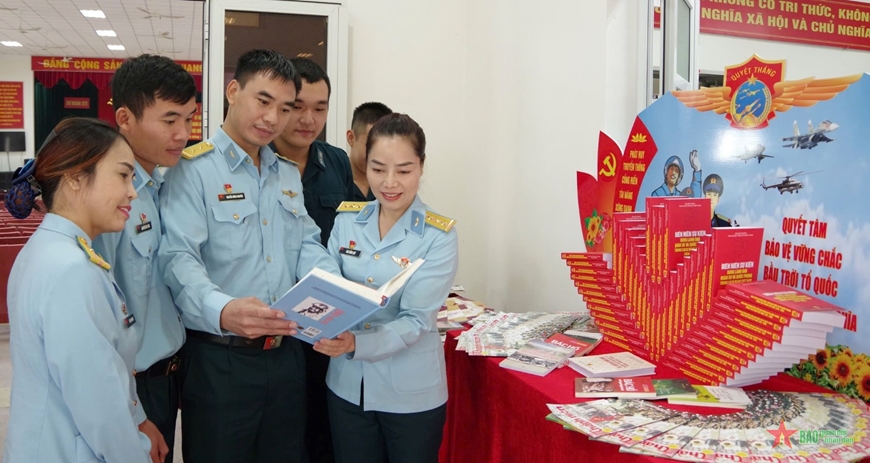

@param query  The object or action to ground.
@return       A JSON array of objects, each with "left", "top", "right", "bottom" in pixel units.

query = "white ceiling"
[{"left": 0, "top": 0, "right": 203, "bottom": 61}]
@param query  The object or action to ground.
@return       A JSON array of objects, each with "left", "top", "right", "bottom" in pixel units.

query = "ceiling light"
[
  {"left": 107, "top": 44, "right": 125, "bottom": 51},
  {"left": 96, "top": 30, "right": 116, "bottom": 37},
  {"left": 81, "top": 9, "right": 106, "bottom": 19},
  {"left": 1, "top": 41, "right": 23, "bottom": 47}
]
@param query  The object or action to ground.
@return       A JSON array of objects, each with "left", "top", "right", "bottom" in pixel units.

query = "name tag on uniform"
[
  {"left": 136, "top": 222, "right": 152, "bottom": 233},
  {"left": 124, "top": 314, "right": 137, "bottom": 328},
  {"left": 339, "top": 247, "right": 361, "bottom": 257},
  {"left": 218, "top": 193, "right": 246, "bottom": 201}
]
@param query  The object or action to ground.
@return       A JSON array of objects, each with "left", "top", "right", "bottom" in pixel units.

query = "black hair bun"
[{"left": 5, "top": 182, "right": 36, "bottom": 219}]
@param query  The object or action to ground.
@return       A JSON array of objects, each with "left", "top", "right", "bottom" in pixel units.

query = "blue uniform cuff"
[{"left": 203, "top": 292, "right": 234, "bottom": 335}]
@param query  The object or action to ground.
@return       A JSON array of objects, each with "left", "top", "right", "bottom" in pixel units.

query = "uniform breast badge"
[
  {"left": 136, "top": 212, "right": 152, "bottom": 233},
  {"left": 121, "top": 303, "right": 136, "bottom": 328},
  {"left": 392, "top": 256, "right": 411, "bottom": 269},
  {"left": 218, "top": 183, "right": 245, "bottom": 201},
  {"left": 282, "top": 190, "right": 298, "bottom": 198},
  {"left": 339, "top": 240, "right": 361, "bottom": 257}
]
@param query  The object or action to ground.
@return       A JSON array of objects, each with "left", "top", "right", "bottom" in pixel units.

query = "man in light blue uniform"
[
  {"left": 92, "top": 54, "right": 198, "bottom": 463},
  {"left": 651, "top": 150, "right": 702, "bottom": 197},
  {"left": 158, "top": 49, "right": 340, "bottom": 463},
  {"left": 94, "top": 55, "right": 196, "bottom": 462}
]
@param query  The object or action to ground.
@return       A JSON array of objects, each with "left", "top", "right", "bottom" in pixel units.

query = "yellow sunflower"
[
  {"left": 842, "top": 347, "right": 853, "bottom": 357},
  {"left": 813, "top": 349, "right": 828, "bottom": 370},
  {"left": 853, "top": 363, "right": 870, "bottom": 402},
  {"left": 830, "top": 354, "right": 853, "bottom": 388}
]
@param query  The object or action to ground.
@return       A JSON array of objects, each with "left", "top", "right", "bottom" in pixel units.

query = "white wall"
[
  {"left": 697, "top": 34, "right": 870, "bottom": 78},
  {"left": 344, "top": 0, "right": 639, "bottom": 312},
  {"left": 652, "top": 29, "right": 870, "bottom": 78},
  {"left": 0, "top": 55, "right": 33, "bottom": 171}
]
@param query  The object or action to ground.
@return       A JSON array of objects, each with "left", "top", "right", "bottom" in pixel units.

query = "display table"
[{"left": 437, "top": 330, "right": 833, "bottom": 463}]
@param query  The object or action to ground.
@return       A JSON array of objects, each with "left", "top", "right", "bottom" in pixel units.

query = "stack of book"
[
  {"left": 499, "top": 340, "right": 575, "bottom": 376},
  {"left": 567, "top": 351, "right": 656, "bottom": 378},
  {"left": 574, "top": 377, "right": 694, "bottom": 400},
  {"left": 666, "top": 385, "right": 752, "bottom": 409},
  {"left": 455, "top": 311, "right": 583, "bottom": 356},
  {"left": 562, "top": 198, "right": 855, "bottom": 387}
]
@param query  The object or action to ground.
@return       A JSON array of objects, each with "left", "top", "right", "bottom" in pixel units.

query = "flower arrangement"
[
  {"left": 583, "top": 209, "right": 612, "bottom": 247},
  {"left": 786, "top": 344, "right": 870, "bottom": 403}
]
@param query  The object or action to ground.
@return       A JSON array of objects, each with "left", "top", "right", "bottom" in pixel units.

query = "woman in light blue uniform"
[
  {"left": 3, "top": 118, "right": 164, "bottom": 463},
  {"left": 314, "top": 113, "right": 458, "bottom": 463}
]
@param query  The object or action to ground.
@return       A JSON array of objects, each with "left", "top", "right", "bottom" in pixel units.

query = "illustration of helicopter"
[{"left": 760, "top": 171, "right": 822, "bottom": 194}]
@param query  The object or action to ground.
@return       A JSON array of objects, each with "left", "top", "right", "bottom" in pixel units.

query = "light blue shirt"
[
  {"left": 93, "top": 162, "right": 185, "bottom": 370},
  {"left": 325, "top": 196, "right": 458, "bottom": 413},
  {"left": 157, "top": 127, "right": 340, "bottom": 335},
  {"left": 4, "top": 214, "right": 150, "bottom": 463}
]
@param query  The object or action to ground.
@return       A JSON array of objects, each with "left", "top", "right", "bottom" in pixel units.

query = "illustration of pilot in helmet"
[
  {"left": 651, "top": 150, "right": 702, "bottom": 197},
  {"left": 704, "top": 173, "right": 733, "bottom": 227}
]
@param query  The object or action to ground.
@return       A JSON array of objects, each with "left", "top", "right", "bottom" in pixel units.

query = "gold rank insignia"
[
  {"left": 182, "top": 141, "right": 214, "bottom": 160},
  {"left": 336, "top": 201, "right": 367, "bottom": 212},
  {"left": 275, "top": 153, "right": 296, "bottom": 164},
  {"left": 425, "top": 211, "right": 456, "bottom": 232},
  {"left": 282, "top": 190, "right": 298, "bottom": 198},
  {"left": 76, "top": 236, "right": 111, "bottom": 270}
]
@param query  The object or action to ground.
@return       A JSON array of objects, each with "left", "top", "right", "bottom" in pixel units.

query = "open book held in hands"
[{"left": 271, "top": 258, "right": 425, "bottom": 344}]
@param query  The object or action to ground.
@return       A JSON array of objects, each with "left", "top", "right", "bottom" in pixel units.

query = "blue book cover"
[{"left": 272, "top": 260, "right": 424, "bottom": 344}]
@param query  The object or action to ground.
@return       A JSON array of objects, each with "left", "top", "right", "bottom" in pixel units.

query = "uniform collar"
[
  {"left": 214, "top": 126, "right": 279, "bottom": 173},
  {"left": 308, "top": 142, "right": 326, "bottom": 171},
  {"left": 356, "top": 195, "right": 427, "bottom": 242},
  {"left": 132, "top": 161, "right": 162, "bottom": 193},
  {"left": 40, "top": 213, "right": 91, "bottom": 245}
]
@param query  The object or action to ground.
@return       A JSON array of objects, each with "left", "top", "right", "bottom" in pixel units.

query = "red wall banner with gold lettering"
[
  {"left": 700, "top": 0, "right": 870, "bottom": 52},
  {"left": 655, "top": 0, "right": 870, "bottom": 52},
  {"left": 31, "top": 56, "right": 202, "bottom": 75},
  {"left": 0, "top": 82, "right": 24, "bottom": 130}
]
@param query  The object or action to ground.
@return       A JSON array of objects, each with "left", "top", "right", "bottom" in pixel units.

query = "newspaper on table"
[{"left": 458, "top": 311, "right": 583, "bottom": 356}]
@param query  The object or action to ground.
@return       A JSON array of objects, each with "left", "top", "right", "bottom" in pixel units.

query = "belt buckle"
[
  {"left": 263, "top": 335, "right": 283, "bottom": 350},
  {"left": 163, "top": 356, "right": 181, "bottom": 375}
]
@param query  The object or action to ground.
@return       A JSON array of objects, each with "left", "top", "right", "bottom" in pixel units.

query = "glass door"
[{"left": 204, "top": 0, "right": 347, "bottom": 146}]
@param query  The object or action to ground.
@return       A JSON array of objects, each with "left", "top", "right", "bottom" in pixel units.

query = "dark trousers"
[
  {"left": 302, "top": 342, "right": 334, "bottom": 463},
  {"left": 327, "top": 388, "right": 446, "bottom": 463},
  {"left": 179, "top": 335, "right": 307, "bottom": 463},
  {"left": 134, "top": 367, "right": 180, "bottom": 463}
]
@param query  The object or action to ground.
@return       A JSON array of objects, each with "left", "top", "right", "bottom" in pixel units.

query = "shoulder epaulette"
[
  {"left": 715, "top": 213, "right": 732, "bottom": 224},
  {"left": 336, "top": 201, "right": 368, "bottom": 212},
  {"left": 181, "top": 141, "right": 214, "bottom": 160},
  {"left": 76, "top": 236, "right": 111, "bottom": 270},
  {"left": 275, "top": 153, "right": 296, "bottom": 164},
  {"left": 425, "top": 210, "right": 456, "bottom": 232}
]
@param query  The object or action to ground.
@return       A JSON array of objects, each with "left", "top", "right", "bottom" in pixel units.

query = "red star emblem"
[{"left": 767, "top": 420, "right": 797, "bottom": 448}]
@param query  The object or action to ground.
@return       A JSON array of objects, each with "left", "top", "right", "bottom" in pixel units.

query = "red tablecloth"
[{"left": 438, "top": 330, "right": 833, "bottom": 463}]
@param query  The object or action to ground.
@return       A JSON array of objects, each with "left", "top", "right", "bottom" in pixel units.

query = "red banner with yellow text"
[
  {"left": 0, "top": 82, "right": 24, "bottom": 129},
  {"left": 700, "top": 0, "right": 870, "bottom": 52},
  {"left": 32, "top": 56, "right": 202, "bottom": 75}
]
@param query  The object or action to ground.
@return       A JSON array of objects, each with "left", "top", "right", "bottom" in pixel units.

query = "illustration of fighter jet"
[
  {"left": 782, "top": 120, "right": 838, "bottom": 149},
  {"left": 760, "top": 170, "right": 822, "bottom": 194},
  {"left": 735, "top": 144, "right": 773, "bottom": 164}
]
